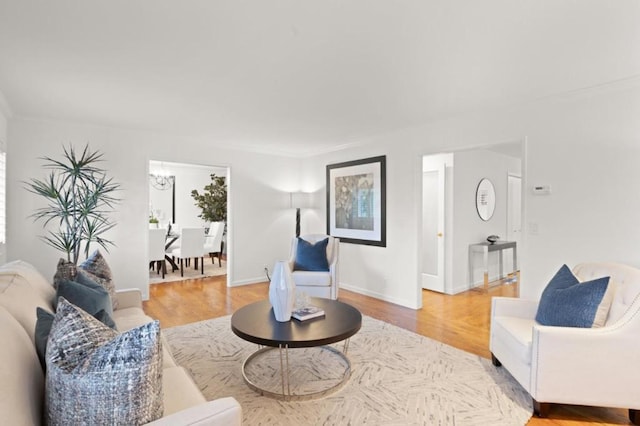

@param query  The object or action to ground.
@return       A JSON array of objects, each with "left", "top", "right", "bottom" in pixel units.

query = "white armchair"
[
  {"left": 288, "top": 234, "right": 339, "bottom": 300},
  {"left": 490, "top": 262, "right": 640, "bottom": 424}
]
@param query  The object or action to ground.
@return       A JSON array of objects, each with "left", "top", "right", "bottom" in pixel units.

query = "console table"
[{"left": 468, "top": 241, "right": 518, "bottom": 292}]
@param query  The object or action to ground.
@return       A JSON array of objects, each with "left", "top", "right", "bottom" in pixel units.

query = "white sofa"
[
  {"left": 0, "top": 260, "right": 242, "bottom": 425},
  {"left": 490, "top": 262, "right": 640, "bottom": 424}
]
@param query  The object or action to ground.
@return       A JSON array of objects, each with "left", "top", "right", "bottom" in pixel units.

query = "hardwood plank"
[{"left": 143, "top": 277, "right": 630, "bottom": 425}]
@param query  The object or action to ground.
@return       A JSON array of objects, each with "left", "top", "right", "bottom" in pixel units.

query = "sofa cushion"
[
  {"left": 0, "top": 259, "right": 56, "bottom": 302},
  {"left": 0, "top": 273, "right": 54, "bottom": 343},
  {"left": 0, "top": 306, "right": 44, "bottom": 426},
  {"left": 291, "top": 270, "right": 332, "bottom": 286},
  {"left": 35, "top": 307, "right": 116, "bottom": 370},
  {"left": 79, "top": 249, "right": 118, "bottom": 310},
  {"left": 535, "top": 264, "right": 611, "bottom": 328},
  {"left": 294, "top": 237, "right": 329, "bottom": 272},
  {"left": 46, "top": 298, "right": 163, "bottom": 425}
]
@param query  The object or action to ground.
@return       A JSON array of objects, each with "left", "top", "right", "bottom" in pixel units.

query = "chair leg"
[
  {"left": 533, "top": 400, "right": 550, "bottom": 418},
  {"left": 217, "top": 252, "right": 221, "bottom": 267},
  {"left": 630, "top": 409, "right": 639, "bottom": 425},
  {"left": 180, "top": 259, "right": 184, "bottom": 277},
  {"left": 161, "top": 260, "right": 166, "bottom": 279},
  {"left": 491, "top": 353, "right": 501, "bottom": 367},
  {"left": 194, "top": 257, "right": 199, "bottom": 270}
]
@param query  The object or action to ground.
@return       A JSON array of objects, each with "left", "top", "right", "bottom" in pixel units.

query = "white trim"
[
  {"left": 230, "top": 276, "right": 267, "bottom": 287},
  {"left": 340, "top": 282, "right": 420, "bottom": 310}
]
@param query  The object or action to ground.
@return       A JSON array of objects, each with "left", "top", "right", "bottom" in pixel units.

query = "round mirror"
[{"left": 476, "top": 178, "right": 496, "bottom": 221}]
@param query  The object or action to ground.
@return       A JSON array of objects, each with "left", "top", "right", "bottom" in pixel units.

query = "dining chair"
[
  {"left": 204, "top": 222, "right": 225, "bottom": 267},
  {"left": 170, "top": 227, "right": 205, "bottom": 277},
  {"left": 148, "top": 228, "right": 167, "bottom": 278}
]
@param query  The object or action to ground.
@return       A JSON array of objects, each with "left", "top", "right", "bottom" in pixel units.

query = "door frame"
[{"left": 415, "top": 138, "right": 527, "bottom": 309}]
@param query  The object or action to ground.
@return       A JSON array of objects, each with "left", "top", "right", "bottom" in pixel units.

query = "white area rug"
[
  {"left": 164, "top": 315, "right": 532, "bottom": 425},
  {"left": 149, "top": 259, "right": 226, "bottom": 284}
]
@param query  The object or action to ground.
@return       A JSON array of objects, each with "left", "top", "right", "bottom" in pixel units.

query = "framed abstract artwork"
[{"left": 326, "top": 155, "right": 386, "bottom": 247}]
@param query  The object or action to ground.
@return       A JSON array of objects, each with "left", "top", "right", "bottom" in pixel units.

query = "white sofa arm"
[
  {"left": 531, "top": 322, "right": 640, "bottom": 408},
  {"left": 115, "top": 288, "right": 144, "bottom": 310},
  {"left": 491, "top": 297, "right": 539, "bottom": 319},
  {"left": 145, "top": 398, "right": 242, "bottom": 426}
]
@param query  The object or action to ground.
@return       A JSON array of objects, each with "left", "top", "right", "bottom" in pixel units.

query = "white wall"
[
  {"left": 5, "top": 82, "right": 640, "bottom": 308},
  {"left": 7, "top": 119, "right": 299, "bottom": 298},
  {"left": 302, "top": 82, "right": 640, "bottom": 308}
]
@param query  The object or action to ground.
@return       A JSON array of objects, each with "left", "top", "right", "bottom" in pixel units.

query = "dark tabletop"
[{"left": 231, "top": 297, "right": 362, "bottom": 348}]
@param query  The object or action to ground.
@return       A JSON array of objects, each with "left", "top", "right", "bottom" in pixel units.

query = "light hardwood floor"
[{"left": 143, "top": 276, "right": 630, "bottom": 426}]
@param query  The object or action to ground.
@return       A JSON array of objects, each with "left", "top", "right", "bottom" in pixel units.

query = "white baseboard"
[
  {"left": 340, "top": 282, "right": 419, "bottom": 309},
  {"left": 230, "top": 276, "right": 267, "bottom": 287}
]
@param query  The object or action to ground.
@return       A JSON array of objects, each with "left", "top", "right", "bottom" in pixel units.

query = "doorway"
[
  {"left": 420, "top": 141, "right": 524, "bottom": 296},
  {"left": 148, "top": 160, "right": 229, "bottom": 284},
  {"left": 421, "top": 155, "right": 451, "bottom": 293}
]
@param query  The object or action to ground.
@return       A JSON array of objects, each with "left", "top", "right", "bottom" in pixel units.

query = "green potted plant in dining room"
[
  {"left": 191, "top": 173, "right": 227, "bottom": 225},
  {"left": 25, "top": 144, "right": 121, "bottom": 265}
]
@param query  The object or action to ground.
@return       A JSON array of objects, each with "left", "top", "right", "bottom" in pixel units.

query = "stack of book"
[{"left": 292, "top": 305, "right": 325, "bottom": 321}]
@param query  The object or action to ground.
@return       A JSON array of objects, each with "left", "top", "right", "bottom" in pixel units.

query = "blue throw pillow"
[
  {"left": 56, "top": 274, "right": 114, "bottom": 318},
  {"left": 293, "top": 238, "right": 330, "bottom": 272},
  {"left": 535, "top": 264, "right": 610, "bottom": 328}
]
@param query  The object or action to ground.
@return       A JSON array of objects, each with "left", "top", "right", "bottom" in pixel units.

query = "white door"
[
  {"left": 507, "top": 174, "right": 522, "bottom": 271},
  {"left": 422, "top": 164, "right": 445, "bottom": 292}
]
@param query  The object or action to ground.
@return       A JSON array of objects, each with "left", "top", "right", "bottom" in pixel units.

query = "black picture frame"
[{"left": 326, "top": 155, "right": 386, "bottom": 247}]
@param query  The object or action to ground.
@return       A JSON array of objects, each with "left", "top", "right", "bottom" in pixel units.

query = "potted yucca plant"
[{"left": 25, "top": 144, "right": 121, "bottom": 265}]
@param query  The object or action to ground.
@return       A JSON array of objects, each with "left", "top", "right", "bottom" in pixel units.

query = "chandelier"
[{"left": 149, "top": 174, "right": 175, "bottom": 190}]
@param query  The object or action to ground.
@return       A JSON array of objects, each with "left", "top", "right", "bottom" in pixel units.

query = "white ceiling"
[{"left": 0, "top": 0, "right": 639, "bottom": 156}]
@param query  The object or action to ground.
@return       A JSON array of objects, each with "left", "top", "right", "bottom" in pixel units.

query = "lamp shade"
[{"left": 289, "top": 192, "right": 312, "bottom": 209}]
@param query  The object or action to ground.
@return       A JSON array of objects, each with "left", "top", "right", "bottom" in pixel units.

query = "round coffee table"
[{"left": 231, "top": 297, "right": 362, "bottom": 400}]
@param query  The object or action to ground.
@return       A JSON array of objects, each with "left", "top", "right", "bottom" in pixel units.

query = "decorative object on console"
[
  {"left": 25, "top": 144, "right": 121, "bottom": 265},
  {"left": 486, "top": 235, "right": 500, "bottom": 244},
  {"left": 326, "top": 155, "right": 386, "bottom": 247},
  {"left": 268, "top": 261, "right": 296, "bottom": 322}
]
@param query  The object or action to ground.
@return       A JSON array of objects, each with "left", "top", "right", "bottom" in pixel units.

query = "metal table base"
[{"left": 241, "top": 339, "right": 352, "bottom": 401}]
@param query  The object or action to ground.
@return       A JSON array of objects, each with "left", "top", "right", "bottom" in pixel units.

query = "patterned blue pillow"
[
  {"left": 535, "top": 264, "right": 610, "bottom": 328},
  {"left": 293, "top": 238, "right": 330, "bottom": 271},
  {"left": 46, "top": 298, "right": 163, "bottom": 425},
  {"left": 35, "top": 307, "right": 116, "bottom": 370}
]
